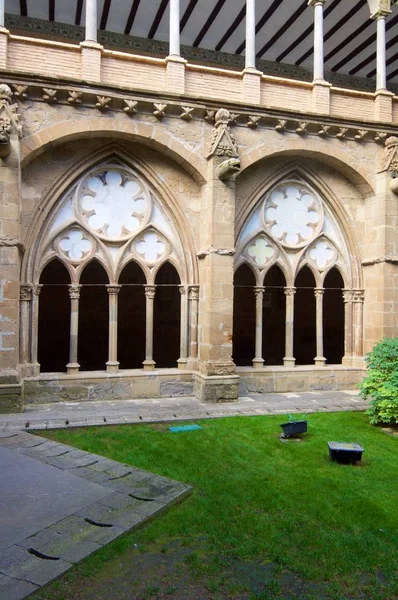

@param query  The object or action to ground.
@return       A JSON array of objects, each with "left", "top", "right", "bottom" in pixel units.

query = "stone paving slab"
[{"left": 0, "top": 431, "right": 192, "bottom": 600}]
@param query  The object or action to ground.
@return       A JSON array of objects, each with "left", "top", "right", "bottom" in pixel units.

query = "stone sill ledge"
[{"left": 25, "top": 368, "right": 195, "bottom": 383}]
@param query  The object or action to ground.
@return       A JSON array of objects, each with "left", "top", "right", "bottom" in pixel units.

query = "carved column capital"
[
  {"left": 254, "top": 286, "right": 265, "bottom": 298},
  {"left": 352, "top": 289, "right": 365, "bottom": 304},
  {"left": 145, "top": 285, "right": 156, "bottom": 299},
  {"left": 314, "top": 287, "right": 325, "bottom": 297},
  {"left": 342, "top": 289, "right": 353, "bottom": 303},
  {"left": 106, "top": 285, "right": 121, "bottom": 295},
  {"left": 69, "top": 284, "right": 82, "bottom": 299},
  {"left": 179, "top": 285, "right": 187, "bottom": 295},
  {"left": 284, "top": 287, "right": 296, "bottom": 296},
  {"left": 32, "top": 284, "right": 43, "bottom": 296},
  {"left": 20, "top": 284, "right": 33, "bottom": 301},
  {"left": 188, "top": 285, "right": 199, "bottom": 301}
]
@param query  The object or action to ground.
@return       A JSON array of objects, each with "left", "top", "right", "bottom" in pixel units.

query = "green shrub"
[{"left": 360, "top": 338, "right": 398, "bottom": 425}]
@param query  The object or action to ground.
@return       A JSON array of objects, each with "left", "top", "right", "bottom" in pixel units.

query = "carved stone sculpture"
[{"left": 0, "top": 84, "right": 22, "bottom": 158}]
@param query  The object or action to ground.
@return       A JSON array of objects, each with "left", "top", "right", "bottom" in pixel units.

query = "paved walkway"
[
  {"left": 0, "top": 390, "right": 367, "bottom": 432},
  {"left": 0, "top": 431, "right": 191, "bottom": 600}
]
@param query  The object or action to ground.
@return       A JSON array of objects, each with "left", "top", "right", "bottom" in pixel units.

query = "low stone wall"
[
  {"left": 237, "top": 366, "right": 365, "bottom": 395},
  {"left": 24, "top": 370, "right": 195, "bottom": 404}
]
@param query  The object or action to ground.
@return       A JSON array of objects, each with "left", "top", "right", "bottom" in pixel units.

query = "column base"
[
  {"left": 142, "top": 360, "right": 156, "bottom": 371},
  {"left": 193, "top": 373, "right": 240, "bottom": 403},
  {"left": 252, "top": 358, "right": 264, "bottom": 368},
  {"left": 283, "top": 357, "right": 296, "bottom": 367},
  {"left": 177, "top": 358, "right": 188, "bottom": 370},
  {"left": 314, "top": 357, "right": 326, "bottom": 367},
  {"left": 106, "top": 361, "right": 119, "bottom": 374},
  {"left": 66, "top": 362, "right": 80, "bottom": 375}
]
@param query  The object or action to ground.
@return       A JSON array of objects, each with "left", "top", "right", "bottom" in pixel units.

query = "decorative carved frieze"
[
  {"left": 207, "top": 108, "right": 238, "bottom": 159},
  {"left": 42, "top": 88, "right": 58, "bottom": 103},
  {"left": 247, "top": 115, "right": 260, "bottom": 129},
  {"left": 123, "top": 99, "right": 137, "bottom": 115},
  {"left": 153, "top": 103, "right": 167, "bottom": 120},
  {"left": 96, "top": 96, "right": 111, "bottom": 110},
  {"left": 12, "top": 84, "right": 28, "bottom": 99},
  {"left": 180, "top": 106, "right": 194, "bottom": 121},
  {"left": 67, "top": 90, "right": 83, "bottom": 105}
]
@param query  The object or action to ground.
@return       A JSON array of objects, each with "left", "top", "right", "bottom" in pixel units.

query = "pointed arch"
[
  {"left": 38, "top": 259, "right": 70, "bottom": 373},
  {"left": 233, "top": 264, "right": 256, "bottom": 366}
]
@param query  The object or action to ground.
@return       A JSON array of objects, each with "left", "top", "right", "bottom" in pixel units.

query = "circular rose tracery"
[
  {"left": 264, "top": 183, "right": 322, "bottom": 249},
  {"left": 78, "top": 170, "right": 148, "bottom": 240}
]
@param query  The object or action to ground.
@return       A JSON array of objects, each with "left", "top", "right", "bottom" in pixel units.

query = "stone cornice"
[
  {"left": 4, "top": 75, "right": 398, "bottom": 145},
  {"left": 362, "top": 255, "right": 398, "bottom": 266}
]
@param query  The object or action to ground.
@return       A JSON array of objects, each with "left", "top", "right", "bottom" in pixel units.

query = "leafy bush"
[{"left": 360, "top": 338, "right": 398, "bottom": 425}]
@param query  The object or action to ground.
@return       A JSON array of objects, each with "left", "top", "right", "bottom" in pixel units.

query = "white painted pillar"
[
  {"left": 253, "top": 286, "right": 264, "bottom": 368},
  {"left": 67, "top": 285, "right": 81, "bottom": 375},
  {"left": 308, "top": 0, "right": 326, "bottom": 82},
  {"left": 169, "top": 0, "right": 180, "bottom": 57},
  {"left": 376, "top": 13, "right": 387, "bottom": 91},
  {"left": 106, "top": 285, "right": 121, "bottom": 373},
  {"left": 245, "top": 0, "right": 256, "bottom": 70},
  {"left": 0, "top": 0, "right": 5, "bottom": 28},
  {"left": 143, "top": 285, "right": 156, "bottom": 370},
  {"left": 283, "top": 287, "right": 296, "bottom": 367},
  {"left": 178, "top": 285, "right": 188, "bottom": 369},
  {"left": 314, "top": 288, "right": 326, "bottom": 366},
  {"left": 85, "top": 0, "right": 98, "bottom": 43}
]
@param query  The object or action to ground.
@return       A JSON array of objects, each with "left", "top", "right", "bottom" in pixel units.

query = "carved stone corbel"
[
  {"left": 0, "top": 84, "right": 22, "bottom": 158},
  {"left": 206, "top": 108, "right": 241, "bottom": 182},
  {"left": 379, "top": 136, "right": 398, "bottom": 194}
]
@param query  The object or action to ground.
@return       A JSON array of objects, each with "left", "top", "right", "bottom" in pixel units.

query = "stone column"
[
  {"left": 314, "top": 288, "right": 326, "bottom": 366},
  {"left": 352, "top": 289, "right": 365, "bottom": 360},
  {"left": 85, "top": 0, "right": 98, "bottom": 43},
  {"left": 372, "top": 5, "right": 393, "bottom": 121},
  {"left": 308, "top": 0, "right": 331, "bottom": 114},
  {"left": 178, "top": 285, "right": 188, "bottom": 369},
  {"left": 106, "top": 285, "right": 121, "bottom": 373},
  {"left": 342, "top": 289, "right": 353, "bottom": 365},
  {"left": 19, "top": 284, "right": 32, "bottom": 369},
  {"left": 0, "top": 84, "right": 23, "bottom": 413},
  {"left": 143, "top": 285, "right": 156, "bottom": 371},
  {"left": 0, "top": 0, "right": 8, "bottom": 70},
  {"left": 283, "top": 287, "right": 296, "bottom": 367},
  {"left": 253, "top": 286, "right": 264, "bottom": 368},
  {"left": 169, "top": 0, "right": 180, "bottom": 57},
  {"left": 166, "top": 0, "right": 186, "bottom": 93},
  {"left": 31, "top": 285, "right": 42, "bottom": 376},
  {"left": 67, "top": 284, "right": 81, "bottom": 375},
  {"left": 245, "top": 0, "right": 256, "bottom": 70},
  {"left": 242, "top": 0, "right": 261, "bottom": 104},
  {"left": 81, "top": 0, "right": 102, "bottom": 81},
  {"left": 188, "top": 285, "right": 199, "bottom": 363},
  {"left": 195, "top": 109, "right": 240, "bottom": 402}
]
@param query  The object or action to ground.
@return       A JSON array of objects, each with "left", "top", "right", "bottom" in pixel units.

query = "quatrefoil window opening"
[
  {"left": 246, "top": 236, "right": 275, "bottom": 268},
  {"left": 135, "top": 231, "right": 167, "bottom": 264},
  {"left": 78, "top": 169, "right": 149, "bottom": 241},
  {"left": 264, "top": 183, "right": 322, "bottom": 249},
  {"left": 308, "top": 240, "right": 337, "bottom": 270},
  {"left": 58, "top": 229, "right": 93, "bottom": 262}
]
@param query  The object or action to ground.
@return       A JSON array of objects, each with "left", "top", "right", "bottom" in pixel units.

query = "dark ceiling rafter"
[
  {"left": 336, "top": 14, "right": 398, "bottom": 74},
  {"left": 367, "top": 39, "right": 398, "bottom": 78},
  {"left": 193, "top": 0, "right": 227, "bottom": 48},
  {"left": 235, "top": 0, "right": 282, "bottom": 56},
  {"left": 181, "top": 0, "right": 200, "bottom": 33},
  {"left": 277, "top": 0, "right": 343, "bottom": 64},
  {"left": 49, "top": 0, "right": 55, "bottom": 22},
  {"left": 20, "top": 0, "right": 28, "bottom": 17},
  {"left": 388, "top": 63, "right": 398, "bottom": 80},
  {"left": 256, "top": 0, "right": 308, "bottom": 59},
  {"left": 349, "top": 14, "right": 398, "bottom": 75},
  {"left": 297, "top": 0, "right": 367, "bottom": 66},
  {"left": 75, "top": 0, "right": 83, "bottom": 26},
  {"left": 148, "top": 0, "right": 169, "bottom": 39},
  {"left": 125, "top": 0, "right": 141, "bottom": 35},
  {"left": 100, "top": 0, "right": 112, "bottom": 30},
  {"left": 215, "top": 3, "right": 245, "bottom": 52}
]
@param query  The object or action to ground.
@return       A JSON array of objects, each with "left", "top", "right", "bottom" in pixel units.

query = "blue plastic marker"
[{"left": 169, "top": 424, "right": 203, "bottom": 433}]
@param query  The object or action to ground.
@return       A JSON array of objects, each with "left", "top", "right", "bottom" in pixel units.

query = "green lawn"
[{"left": 33, "top": 412, "right": 397, "bottom": 600}]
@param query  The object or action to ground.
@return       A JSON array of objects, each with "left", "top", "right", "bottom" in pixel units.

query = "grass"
[{"left": 32, "top": 412, "right": 397, "bottom": 599}]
